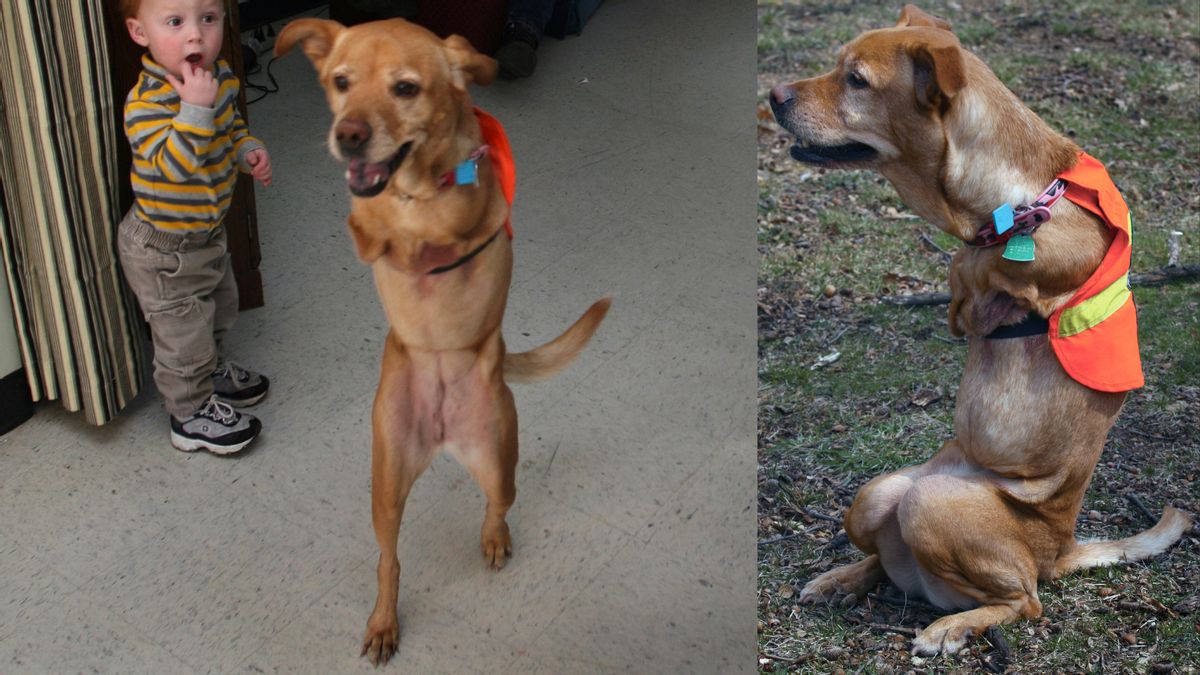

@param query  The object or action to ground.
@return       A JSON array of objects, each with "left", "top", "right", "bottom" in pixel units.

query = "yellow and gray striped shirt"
[{"left": 124, "top": 55, "right": 263, "bottom": 232}]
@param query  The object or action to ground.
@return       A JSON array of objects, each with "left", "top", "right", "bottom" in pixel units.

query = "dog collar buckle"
[{"left": 971, "top": 178, "right": 1068, "bottom": 251}]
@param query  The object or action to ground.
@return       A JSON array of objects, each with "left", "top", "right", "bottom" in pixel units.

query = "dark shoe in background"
[{"left": 496, "top": 19, "right": 540, "bottom": 79}]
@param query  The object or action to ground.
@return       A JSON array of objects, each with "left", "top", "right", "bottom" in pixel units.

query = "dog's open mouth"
[
  {"left": 789, "top": 142, "right": 878, "bottom": 165},
  {"left": 346, "top": 142, "right": 413, "bottom": 197}
]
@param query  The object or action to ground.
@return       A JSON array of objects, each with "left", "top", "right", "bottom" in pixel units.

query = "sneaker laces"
[
  {"left": 214, "top": 359, "right": 251, "bottom": 384},
  {"left": 197, "top": 396, "right": 238, "bottom": 425}
]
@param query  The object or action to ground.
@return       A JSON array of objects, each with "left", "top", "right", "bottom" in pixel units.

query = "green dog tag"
[{"left": 1002, "top": 233, "right": 1035, "bottom": 262}]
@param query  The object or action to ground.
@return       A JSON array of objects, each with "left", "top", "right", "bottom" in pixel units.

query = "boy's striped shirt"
[{"left": 124, "top": 55, "right": 263, "bottom": 232}]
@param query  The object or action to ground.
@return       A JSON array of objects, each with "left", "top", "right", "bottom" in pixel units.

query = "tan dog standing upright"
[
  {"left": 276, "top": 18, "right": 609, "bottom": 665},
  {"left": 770, "top": 5, "right": 1191, "bottom": 656}
]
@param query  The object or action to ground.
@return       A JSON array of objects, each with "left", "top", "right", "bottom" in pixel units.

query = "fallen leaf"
[
  {"left": 910, "top": 388, "right": 942, "bottom": 408},
  {"left": 820, "top": 646, "right": 845, "bottom": 659},
  {"left": 811, "top": 350, "right": 841, "bottom": 370}
]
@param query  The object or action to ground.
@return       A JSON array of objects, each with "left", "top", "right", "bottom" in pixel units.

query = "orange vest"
[
  {"left": 1048, "top": 152, "right": 1143, "bottom": 392},
  {"left": 474, "top": 107, "right": 515, "bottom": 239}
]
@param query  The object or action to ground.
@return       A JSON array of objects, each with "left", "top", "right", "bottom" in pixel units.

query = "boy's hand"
[
  {"left": 165, "top": 64, "right": 218, "bottom": 108},
  {"left": 246, "top": 148, "right": 273, "bottom": 187}
]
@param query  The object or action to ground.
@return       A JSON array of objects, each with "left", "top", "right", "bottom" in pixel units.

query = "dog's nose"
[
  {"left": 335, "top": 118, "right": 372, "bottom": 153},
  {"left": 770, "top": 84, "right": 795, "bottom": 107}
]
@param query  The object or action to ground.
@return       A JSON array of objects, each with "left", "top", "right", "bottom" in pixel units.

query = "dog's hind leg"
[
  {"left": 362, "top": 339, "right": 434, "bottom": 666},
  {"left": 911, "top": 602, "right": 1030, "bottom": 655},
  {"left": 798, "top": 555, "right": 886, "bottom": 603},
  {"left": 801, "top": 447, "right": 956, "bottom": 604},
  {"left": 458, "top": 382, "right": 518, "bottom": 569},
  {"left": 798, "top": 472, "right": 914, "bottom": 603},
  {"left": 899, "top": 473, "right": 1045, "bottom": 655}
]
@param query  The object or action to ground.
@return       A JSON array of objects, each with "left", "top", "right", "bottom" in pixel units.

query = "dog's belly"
[
  {"left": 390, "top": 348, "right": 504, "bottom": 455},
  {"left": 952, "top": 336, "right": 1122, "bottom": 477},
  {"left": 880, "top": 542, "right": 979, "bottom": 610}
]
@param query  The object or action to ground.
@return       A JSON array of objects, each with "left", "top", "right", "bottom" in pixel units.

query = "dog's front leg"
[
  {"left": 362, "top": 338, "right": 431, "bottom": 666},
  {"left": 362, "top": 449, "right": 410, "bottom": 666}
]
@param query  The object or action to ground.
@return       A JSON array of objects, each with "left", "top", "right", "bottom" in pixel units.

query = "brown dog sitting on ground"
[
  {"left": 276, "top": 18, "right": 610, "bottom": 665},
  {"left": 769, "top": 4, "right": 1191, "bottom": 656}
]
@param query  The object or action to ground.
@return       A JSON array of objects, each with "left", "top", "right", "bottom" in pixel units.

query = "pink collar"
[{"left": 969, "top": 178, "right": 1068, "bottom": 248}]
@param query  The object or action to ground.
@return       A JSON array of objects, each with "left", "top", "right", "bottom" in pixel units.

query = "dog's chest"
[{"left": 374, "top": 264, "right": 509, "bottom": 351}]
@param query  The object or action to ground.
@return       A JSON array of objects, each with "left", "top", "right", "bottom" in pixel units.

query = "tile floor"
[{"left": 0, "top": 1, "right": 756, "bottom": 672}]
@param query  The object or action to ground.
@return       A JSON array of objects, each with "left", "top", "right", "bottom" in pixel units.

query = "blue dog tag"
[
  {"left": 992, "top": 203, "right": 1015, "bottom": 235},
  {"left": 455, "top": 159, "right": 478, "bottom": 186}
]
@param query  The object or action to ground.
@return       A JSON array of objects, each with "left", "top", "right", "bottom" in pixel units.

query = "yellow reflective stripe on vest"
[{"left": 1058, "top": 272, "right": 1131, "bottom": 338}]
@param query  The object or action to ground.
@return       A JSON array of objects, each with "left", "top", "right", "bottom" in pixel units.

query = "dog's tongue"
[{"left": 347, "top": 158, "right": 391, "bottom": 193}]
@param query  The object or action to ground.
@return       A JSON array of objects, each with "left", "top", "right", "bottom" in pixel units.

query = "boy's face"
[{"left": 126, "top": 0, "right": 225, "bottom": 80}]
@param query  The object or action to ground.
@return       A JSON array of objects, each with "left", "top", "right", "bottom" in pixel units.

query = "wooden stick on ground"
[
  {"left": 1126, "top": 493, "right": 1159, "bottom": 526},
  {"left": 868, "top": 622, "right": 918, "bottom": 637},
  {"left": 880, "top": 264, "right": 1199, "bottom": 306}
]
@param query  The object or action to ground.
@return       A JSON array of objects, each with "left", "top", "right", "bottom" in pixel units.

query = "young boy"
[{"left": 118, "top": 0, "right": 272, "bottom": 454}]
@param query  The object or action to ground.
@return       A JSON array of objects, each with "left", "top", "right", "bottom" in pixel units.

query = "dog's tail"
[
  {"left": 1054, "top": 506, "right": 1192, "bottom": 576},
  {"left": 504, "top": 297, "right": 612, "bottom": 382}
]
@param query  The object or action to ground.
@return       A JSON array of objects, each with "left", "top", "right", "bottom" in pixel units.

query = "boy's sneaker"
[
  {"left": 170, "top": 396, "right": 261, "bottom": 455},
  {"left": 212, "top": 359, "right": 269, "bottom": 407}
]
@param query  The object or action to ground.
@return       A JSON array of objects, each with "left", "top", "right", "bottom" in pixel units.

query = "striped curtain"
[{"left": 0, "top": 1, "right": 146, "bottom": 424}]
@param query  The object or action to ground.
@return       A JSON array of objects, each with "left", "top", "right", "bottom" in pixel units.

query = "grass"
[{"left": 758, "top": 1, "right": 1199, "bottom": 672}]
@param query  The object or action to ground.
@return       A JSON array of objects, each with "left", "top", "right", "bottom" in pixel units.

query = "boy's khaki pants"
[{"left": 117, "top": 210, "right": 238, "bottom": 419}]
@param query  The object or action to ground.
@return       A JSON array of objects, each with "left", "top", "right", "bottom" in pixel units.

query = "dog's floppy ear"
[
  {"left": 275, "top": 18, "right": 345, "bottom": 70},
  {"left": 896, "top": 4, "right": 953, "bottom": 32},
  {"left": 442, "top": 35, "right": 498, "bottom": 89},
  {"left": 908, "top": 40, "right": 964, "bottom": 109}
]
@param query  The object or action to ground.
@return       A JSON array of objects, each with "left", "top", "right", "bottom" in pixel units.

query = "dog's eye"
[
  {"left": 393, "top": 81, "right": 419, "bottom": 98},
  {"left": 846, "top": 71, "right": 869, "bottom": 89},
  {"left": 334, "top": 75, "right": 350, "bottom": 92}
]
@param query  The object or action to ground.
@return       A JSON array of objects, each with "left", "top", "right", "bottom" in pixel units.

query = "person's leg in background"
[{"left": 496, "top": 0, "right": 555, "bottom": 79}]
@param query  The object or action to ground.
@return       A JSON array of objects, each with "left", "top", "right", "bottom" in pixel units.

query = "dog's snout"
[
  {"left": 768, "top": 84, "right": 797, "bottom": 124},
  {"left": 770, "top": 84, "right": 796, "bottom": 107},
  {"left": 335, "top": 118, "right": 372, "bottom": 153}
]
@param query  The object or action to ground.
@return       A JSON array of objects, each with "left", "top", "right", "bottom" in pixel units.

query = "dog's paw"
[
  {"left": 481, "top": 520, "right": 512, "bottom": 570},
  {"left": 361, "top": 614, "right": 400, "bottom": 666},
  {"left": 797, "top": 571, "right": 849, "bottom": 604},
  {"left": 911, "top": 617, "right": 972, "bottom": 656}
]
